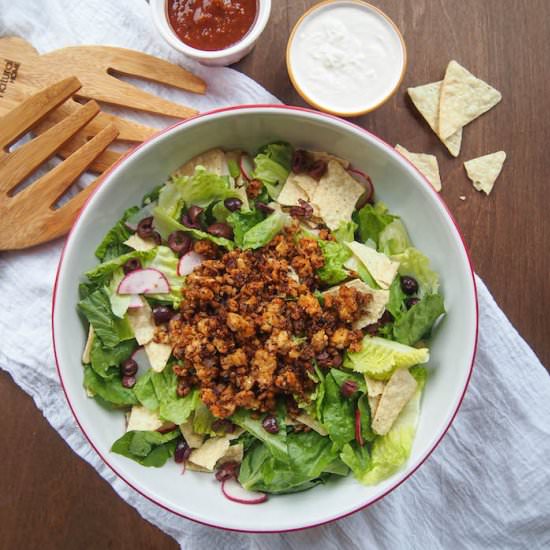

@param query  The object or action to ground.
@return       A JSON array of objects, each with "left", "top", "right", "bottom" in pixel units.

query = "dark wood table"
[{"left": 1, "top": 1, "right": 548, "bottom": 548}]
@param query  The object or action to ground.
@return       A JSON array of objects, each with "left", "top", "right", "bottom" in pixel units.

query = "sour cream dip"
[{"left": 286, "top": 0, "right": 406, "bottom": 116}]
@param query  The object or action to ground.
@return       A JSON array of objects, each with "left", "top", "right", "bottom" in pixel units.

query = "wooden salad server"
[{"left": 0, "top": 77, "right": 119, "bottom": 250}]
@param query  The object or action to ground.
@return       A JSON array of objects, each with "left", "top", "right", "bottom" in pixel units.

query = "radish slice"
[
  {"left": 355, "top": 407, "right": 364, "bottom": 447},
  {"left": 127, "top": 294, "right": 143, "bottom": 308},
  {"left": 239, "top": 154, "right": 254, "bottom": 182},
  {"left": 117, "top": 268, "right": 170, "bottom": 295},
  {"left": 177, "top": 251, "right": 204, "bottom": 276},
  {"left": 348, "top": 167, "right": 374, "bottom": 205},
  {"left": 124, "top": 203, "right": 156, "bottom": 231},
  {"left": 222, "top": 479, "right": 267, "bottom": 505}
]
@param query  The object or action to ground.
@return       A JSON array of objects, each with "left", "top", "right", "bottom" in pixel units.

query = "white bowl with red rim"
[
  {"left": 52, "top": 105, "right": 478, "bottom": 532},
  {"left": 150, "top": 0, "right": 272, "bottom": 66}
]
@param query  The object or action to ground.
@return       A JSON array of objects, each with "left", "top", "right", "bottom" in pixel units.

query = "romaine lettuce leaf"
[
  {"left": 78, "top": 288, "right": 134, "bottom": 348},
  {"left": 340, "top": 441, "right": 371, "bottom": 479},
  {"left": 148, "top": 246, "right": 183, "bottom": 306},
  {"left": 95, "top": 206, "right": 139, "bottom": 262},
  {"left": 354, "top": 202, "right": 395, "bottom": 245},
  {"left": 344, "top": 336, "right": 429, "bottom": 380},
  {"left": 392, "top": 247, "right": 439, "bottom": 296},
  {"left": 226, "top": 208, "right": 264, "bottom": 247},
  {"left": 409, "top": 365, "right": 428, "bottom": 391},
  {"left": 393, "top": 293, "right": 445, "bottom": 345},
  {"left": 90, "top": 337, "right": 136, "bottom": 379},
  {"left": 108, "top": 269, "right": 132, "bottom": 318},
  {"left": 84, "top": 366, "right": 138, "bottom": 407},
  {"left": 111, "top": 429, "right": 180, "bottom": 467},
  {"left": 333, "top": 220, "right": 358, "bottom": 243},
  {"left": 252, "top": 142, "right": 293, "bottom": 199},
  {"left": 134, "top": 370, "right": 159, "bottom": 411},
  {"left": 172, "top": 166, "right": 238, "bottom": 208},
  {"left": 357, "top": 393, "right": 375, "bottom": 443},
  {"left": 85, "top": 249, "right": 155, "bottom": 288},
  {"left": 192, "top": 401, "right": 216, "bottom": 435},
  {"left": 386, "top": 276, "right": 406, "bottom": 319},
  {"left": 240, "top": 211, "right": 289, "bottom": 250},
  {"left": 317, "top": 239, "right": 352, "bottom": 285},
  {"left": 379, "top": 219, "right": 411, "bottom": 255},
  {"left": 320, "top": 370, "right": 356, "bottom": 447}
]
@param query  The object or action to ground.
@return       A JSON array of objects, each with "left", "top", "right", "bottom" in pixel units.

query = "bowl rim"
[
  {"left": 52, "top": 104, "right": 478, "bottom": 533},
  {"left": 150, "top": 0, "right": 272, "bottom": 61},
  {"left": 286, "top": 0, "right": 408, "bottom": 117}
]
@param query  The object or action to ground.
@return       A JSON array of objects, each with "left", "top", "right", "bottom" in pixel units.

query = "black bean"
[
  {"left": 207, "top": 222, "right": 233, "bottom": 239},
  {"left": 187, "top": 205, "right": 204, "bottom": 225},
  {"left": 153, "top": 306, "right": 175, "bottom": 325},
  {"left": 400, "top": 276, "right": 419, "bottom": 295},
  {"left": 340, "top": 379, "right": 358, "bottom": 398},
  {"left": 167, "top": 230, "right": 193, "bottom": 257},
  {"left": 379, "top": 310, "right": 394, "bottom": 325},
  {"left": 121, "top": 374, "right": 136, "bottom": 388},
  {"left": 256, "top": 201, "right": 274, "bottom": 215},
  {"left": 123, "top": 258, "right": 141, "bottom": 274},
  {"left": 137, "top": 216, "right": 154, "bottom": 239},
  {"left": 120, "top": 358, "right": 138, "bottom": 377},
  {"left": 262, "top": 415, "right": 279, "bottom": 434},
  {"left": 223, "top": 197, "right": 243, "bottom": 212},
  {"left": 151, "top": 231, "right": 162, "bottom": 245},
  {"left": 291, "top": 149, "right": 312, "bottom": 174}
]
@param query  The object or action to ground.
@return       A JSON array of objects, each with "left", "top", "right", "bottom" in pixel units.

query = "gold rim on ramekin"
[{"left": 286, "top": 0, "right": 408, "bottom": 117}]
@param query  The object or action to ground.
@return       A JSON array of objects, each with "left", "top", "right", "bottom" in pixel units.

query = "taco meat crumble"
[{"left": 164, "top": 225, "right": 370, "bottom": 419}]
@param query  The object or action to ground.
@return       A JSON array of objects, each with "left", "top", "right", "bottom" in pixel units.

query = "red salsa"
[{"left": 167, "top": 0, "right": 258, "bottom": 52}]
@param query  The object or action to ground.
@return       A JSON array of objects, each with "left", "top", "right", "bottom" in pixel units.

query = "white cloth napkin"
[{"left": 1, "top": 1, "right": 550, "bottom": 548}]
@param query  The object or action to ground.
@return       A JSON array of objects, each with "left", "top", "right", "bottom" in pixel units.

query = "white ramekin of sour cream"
[{"left": 286, "top": 0, "right": 407, "bottom": 117}]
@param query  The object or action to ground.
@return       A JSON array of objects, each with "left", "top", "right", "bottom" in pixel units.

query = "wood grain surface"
[{"left": 1, "top": 1, "right": 548, "bottom": 548}]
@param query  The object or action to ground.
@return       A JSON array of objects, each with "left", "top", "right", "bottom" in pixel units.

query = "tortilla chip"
[
  {"left": 123, "top": 234, "right": 156, "bottom": 252},
  {"left": 439, "top": 60, "right": 502, "bottom": 139},
  {"left": 312, "top": 160, "right": 365, "bottom": 230},
  {"left": 407, "top": 81, "right": 462, "bottom": 157},
  {"left": 277, "top": 174, "right": 310, "bottom": 206},
  {"left": 324, "top": 279, "right": 389, "bottom": 328},
  {"left": 82, "top": 325, "right": 94, "bottom": 364},
  {"left": 295, "top": 413, "right": 328, "bottom": 436},
  {"left": 364, "top": 375, "right": 385, "bottom": 416},
  {"left": 188, "top": 436, "right": 231, "bottom": 471},
  {"left": 372, "top": 368, "right": 417, "bottom": 435},
  {"left": 218, "top": 443, "right": 244, "bottom": 465},
  {"left": 126, "top": 406, "right": 163, "bottom": 432},
  {"left": 464, "top": 151, "right": 506, "bottom": 195},
  {"left": 345, "top": 242, "right": 399, "bottom": 290},
  {"left": 144, "top": 340, "right": 172, "bottom": 373},
  {"left": 127, "top": 298, "right": 155, "bottom": 345},
  {"left": 180, "top": 419, "right": 205, "bottom": 449},
  {"left": 310, "top": 150, "right": 350, "bottom": 169},
  {"left": 186, "top": 462, "right": 210, "bottom": 472},
  {"left": 395, "top": 145, "right": 442, "bottom": 192},
  {"left": 173, "top": 148, "right": 228, "bottom": 178}
]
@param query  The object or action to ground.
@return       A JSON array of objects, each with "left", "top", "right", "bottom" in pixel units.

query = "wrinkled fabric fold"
[{"left": 1, "top": 1, "right": 550, "bottom": 548}]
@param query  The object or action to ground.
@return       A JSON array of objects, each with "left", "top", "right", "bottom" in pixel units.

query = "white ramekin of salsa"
[
  {"left": 151, "top": 0, "right": 271, "bottom": 66},
  {"left": 286, "top": 0, "right": 407, "bottom": 117}
]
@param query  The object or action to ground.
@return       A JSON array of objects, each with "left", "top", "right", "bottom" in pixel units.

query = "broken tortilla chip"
[
  {"left": 188, "top": 435, "right": 231, "bottom": 471},
  {"left": 408, "top": 81, "right": 462, "bottom": 157},
  {"left": 345, "top": 242, "right": 399, "bottom": 290},
  {"left": 323, "top": 279, "right": 389, "bottom": 328},
  {"left": 310, "top": 150, "right": 350, "bottom": 169},
  {"left": 82, "top": 325, "right": 94, "bottom": 364},
  {"left": 127, "top": 298, "right": 155, "bottom": 345},
  {"left": 180, "top": 419, "right": 205, "bottom": 449},
  {"left": 295, "top": 413, "right": 328, "bottom": 436},
  {"left": 218, "top": 443, "right": 244, "bottom": 465},
  {"left": 464, "top": 151, "right": 506, "bottom": 195},
  {"left": 372, "top": 368, "right": 417, "bottom": 436},
  {"left": 439, "top": 60, "right": 502, "bottom": 140},
  {"left": 123, "top": 234, "right": 156, "bottom": 251},
  {"left": 144, "top": 340, "right": 172, "bottom": 373},
  {"left": 312, "top": 160, "right": 365, "bottom": 230},
  {"left": 395, "top": 145, "right": 442, "bottom": 192},
  {"left": 126, "top": 405, "right": 163, "bottom": 432},
  {"left": 365, "top": 375, "right": 386, "bottom": 417},
  {"left": 173, "top": 148, "right": 228, "bottom": 178}
]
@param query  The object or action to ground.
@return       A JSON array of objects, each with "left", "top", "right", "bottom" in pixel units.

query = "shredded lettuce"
[
  {"left": 84, "top": 366, "right": 138, "bottom": 407},
  {"left": 252, "top": 142, "right": 293, "bottom": 199},
  {"left": 333, "top": 220, "right": 357, "bottom": 243},
  {"left": 226, "top": 208, "right": 265, "bottom": 247},
  {"left": 78, "top": 288, "right": 134, "bottom": 348},
  {"left": 378, "top": 219, "right": 410, "bottom": 255},
  {"left": 392, "top": 247, "right": 439, "bottom": 296},
  {"left": 111, "top": 429, "right": 180, "bottom": 467},
  {"left": 317, "top": 240, "right": 352, "bottom": 285},
  {"left": 354, "top": 202, "right": 395, "bottom": 246},
  {"left": 95, "top": 206, "right": 139, "bottom": 262},
  {"left": 393, "top": 293, "right": 445, "bottom": 345},
  {"left": 344, "top": 336, "right": 429, "bottom": 380},
  {"left": 239, "top": 211, "right": 289, "bottom": 250}
]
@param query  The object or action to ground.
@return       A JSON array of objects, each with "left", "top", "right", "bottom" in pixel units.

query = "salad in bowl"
[{"left": 77, "top": 142, "right": 445, "bottom": 503}]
